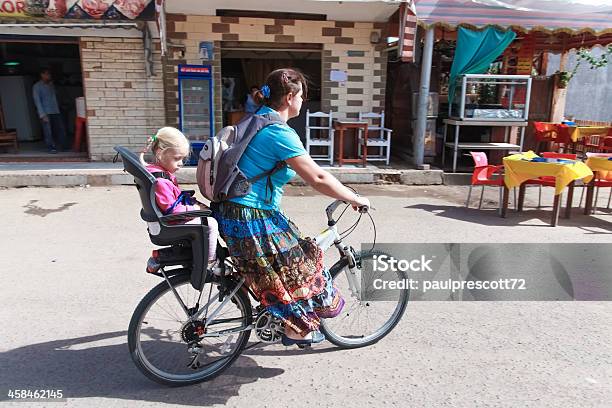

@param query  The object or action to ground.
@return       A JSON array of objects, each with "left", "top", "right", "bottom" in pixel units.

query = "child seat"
[{"left": 114, "top": 146, "right": 211, "bottom": 290}]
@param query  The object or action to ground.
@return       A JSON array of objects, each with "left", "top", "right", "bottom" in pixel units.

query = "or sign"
[
  {"left": 0, "top": 0, "right": 25, "bottom": 16},
  {"left": 0, "top": 0, "right": 155, "bottom": 20}
]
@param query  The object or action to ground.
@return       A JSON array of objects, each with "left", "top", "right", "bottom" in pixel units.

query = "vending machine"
[{"left": 178, "top": 64, "right": 214, "bottom": 142}]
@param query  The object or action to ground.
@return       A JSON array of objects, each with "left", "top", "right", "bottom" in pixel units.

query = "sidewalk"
[{"left": 0, "top": 162, "right": 450, "bottom": 187}]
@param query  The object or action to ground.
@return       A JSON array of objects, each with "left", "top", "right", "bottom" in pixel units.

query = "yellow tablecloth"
[
  {"left": 503, "top": 151, "right": 594, "bottom": 195},
  {"left": 567, "top": 126, "right": 611, "bottom": 142},
  {"left": 585, "top": 156, "right": 612, "bottom": 180}
]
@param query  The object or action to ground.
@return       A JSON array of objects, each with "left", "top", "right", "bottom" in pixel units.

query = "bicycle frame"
[{"left": 160, "top": 200, "right": 363, "bottom": 338}]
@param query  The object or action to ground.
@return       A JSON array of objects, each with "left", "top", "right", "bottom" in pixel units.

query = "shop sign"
[
  {"left": 0, "top": 0, "right": 155, "bottom": 20},
  {"left": 179, "top": 66, "right": 211, "bottom": 75}
]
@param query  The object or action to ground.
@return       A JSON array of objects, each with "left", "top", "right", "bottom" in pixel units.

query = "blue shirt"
[
  {"left": 230, "top": 106, "right": 306, "bottom": 210},
  {"left": 32, "top": 80, "right": 60, "bottom": 118}
]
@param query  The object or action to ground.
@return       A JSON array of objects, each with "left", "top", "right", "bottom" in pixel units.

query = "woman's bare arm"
[{"left": 286, "top": 154, "right": 369, "bottom": 208}]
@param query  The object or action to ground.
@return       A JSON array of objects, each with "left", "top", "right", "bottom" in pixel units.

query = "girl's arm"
[
  {"left": 155, "top": 179, "right": 198, "bottom": 214},
  {"left": 286, "top": 154, "right": 370, "bottom": 209}
]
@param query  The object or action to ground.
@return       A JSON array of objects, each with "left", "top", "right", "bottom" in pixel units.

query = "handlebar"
[{"left": 325, "top": 199, "right": 369, "bottom": 225}]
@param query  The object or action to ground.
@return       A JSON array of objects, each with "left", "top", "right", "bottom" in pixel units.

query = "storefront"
[
  {"left": 0, "top": 36, "right": 84, "bottom": 159},
  {"left": 160, "top": 1, "right": 403, "bottom": 148},
  {"left": 0, "top": 0, "right": 164, "bottom": 161}
]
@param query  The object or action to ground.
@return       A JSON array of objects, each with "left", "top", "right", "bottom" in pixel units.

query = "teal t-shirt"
[{"left": 230, "top": 106, "right": 306, "bottom": 210}]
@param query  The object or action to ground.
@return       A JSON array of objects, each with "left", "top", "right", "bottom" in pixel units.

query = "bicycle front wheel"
[
  {"left": 320, "top": 250, "right": 408, "bottom": 348},
  {"left": 127, "top": 273, "right": 252, "bottom": 386}
]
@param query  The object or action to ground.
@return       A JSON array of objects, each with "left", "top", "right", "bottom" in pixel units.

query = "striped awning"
[{"left": 413, "top": 0, "right": 612, "bottom": 35}]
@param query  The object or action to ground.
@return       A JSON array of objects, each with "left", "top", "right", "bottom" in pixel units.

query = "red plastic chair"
[
  {"left": 598, "top": 136, "right": 612, "bottom": 153},
  {"left": 533, "top": 122, "right": 559, "bottom": 153},
  {"left": 526, "top": 152, "right": 578, "bottom": 208},
  {"left": 554, "top": 124, "right": 574, "bottom": 152},
  {"left": 466, "top": 152, "right": 515, "bottom": 211},
  {"left": 579, "top": 153, "right": 612, "bottom": 213}
]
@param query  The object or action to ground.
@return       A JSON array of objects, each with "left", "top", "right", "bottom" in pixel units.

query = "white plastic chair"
[
  {"left": 358, "top": 111, "right": 392, "bottom": 165},
  {"left": 306, "top": 110, "right": 334, "bottom": 165}
]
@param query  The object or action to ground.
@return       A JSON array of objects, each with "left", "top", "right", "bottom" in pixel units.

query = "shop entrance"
[
  {"left": 0, "top": 39, "right": 85, "bottom": 160},
  {"left": 221, "top": 47, "right": 322, "bottom": 145}
]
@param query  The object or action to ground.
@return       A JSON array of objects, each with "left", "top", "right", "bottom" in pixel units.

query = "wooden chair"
[
  {"left": 305, "top": 110, "right": 334, "bottom": 165},
  {"left": 0, "top": 101, "right": 18, "bottom": 152},
  {"left": 358, "top": 111, "right": 392, "bottom": 165}
]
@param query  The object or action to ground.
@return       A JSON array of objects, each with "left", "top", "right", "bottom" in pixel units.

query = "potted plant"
[{"left": 555, "top": 70, "right": 573, "bottom": 89}]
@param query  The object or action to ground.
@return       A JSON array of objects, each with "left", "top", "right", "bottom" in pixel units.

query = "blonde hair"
[{"left": 140, "top": 127, "right": 190, "bottom": 166}]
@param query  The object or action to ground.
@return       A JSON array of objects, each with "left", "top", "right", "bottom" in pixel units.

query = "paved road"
[{"left": 1, "top": 185, "right": 611, "bottom": 407}]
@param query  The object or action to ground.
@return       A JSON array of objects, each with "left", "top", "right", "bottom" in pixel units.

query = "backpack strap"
[
  {"left": 246, "top": 160, "right": 287, "bottom": 184},
  {"left": 246, "top": 160, "right": 287, "bottom": 204}
]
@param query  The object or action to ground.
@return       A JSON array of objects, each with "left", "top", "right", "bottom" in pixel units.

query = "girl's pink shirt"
[{"left": 146, "top": 164, "right": 197, "bottom": 214}]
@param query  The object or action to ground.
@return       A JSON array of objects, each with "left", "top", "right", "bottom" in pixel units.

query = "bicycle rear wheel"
[
  {"left": 127, "top": 273, "right": 252, "bottom": 386},
  {"left": 320, "top": 250, "right": 408, "bottom": 348}
]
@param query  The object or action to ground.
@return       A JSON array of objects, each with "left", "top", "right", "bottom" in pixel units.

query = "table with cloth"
[
  {"left": 501, "top": 151, "right": 593, "bottom": 226},
  {"left": 565, "top": 126, "right": 611, "bottom": 143},
  {"left": 584, "top": 153, "right": 612, "bottom": 214},
  {"left": 535, "top": 123, "right": 611, "bottom": 152}
]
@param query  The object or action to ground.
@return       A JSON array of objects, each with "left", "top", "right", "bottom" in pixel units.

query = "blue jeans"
[{"left": 41, "top": 114, "right": 67, "bottom": 150}]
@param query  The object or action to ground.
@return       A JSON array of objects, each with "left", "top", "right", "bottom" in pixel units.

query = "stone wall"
[{"left": 80, "top": 37, "right": 165, "bottom": 161}]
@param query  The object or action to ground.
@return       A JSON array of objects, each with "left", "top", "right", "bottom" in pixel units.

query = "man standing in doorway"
[{"left": 33, "top": 68, "right": 66, "bottom": 153}]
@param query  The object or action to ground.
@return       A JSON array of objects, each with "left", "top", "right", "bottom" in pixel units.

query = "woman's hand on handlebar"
[{"left": 350, "top": 196, "right": 370, "bottom": 212}]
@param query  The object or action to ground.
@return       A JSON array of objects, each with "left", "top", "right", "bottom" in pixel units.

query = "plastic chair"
[
  {"left": 598, "top": 136, "right": 612, "bottom": 153},
  {"left": 533, "top": 122, "right": 559, "bottom": 153},
  {"left": 579, "top": 153, "right": 612, "bottom": 213},
  {"left": 114, "top": 146, "right": 212, "bottom": 290},
  {"left": 305, "top": 110, "right": 334, "bottom": 165},
  {"left": 466, "top": 152, "right": 515, "bottom": 212},
  {"left": 358, "top": 111, "right": 392, "bottom": 165},
  {"left": 526, "top": 152, "right": 578, "bottom": 208}
]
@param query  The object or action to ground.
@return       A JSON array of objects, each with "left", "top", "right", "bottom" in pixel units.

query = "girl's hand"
[{"left": 351, "top": 196, "right": 370, "bottom": 212}]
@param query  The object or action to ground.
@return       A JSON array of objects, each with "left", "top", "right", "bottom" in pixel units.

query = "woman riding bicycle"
[{"left": 212, "top": 68, "right": 370, "bottom": 346}]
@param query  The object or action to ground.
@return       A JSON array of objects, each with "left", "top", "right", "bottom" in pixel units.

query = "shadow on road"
[
  {"left": 406, "top": 203, "right": 612, "bottom": 231},
  {"left": 0, "top": 331, "right": 284, "bottom": 405}
]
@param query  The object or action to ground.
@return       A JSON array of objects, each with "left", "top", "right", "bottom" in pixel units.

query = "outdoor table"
[
  {"left": 333, "top": 120, "right": 368, "bottom": 167},
  {"left": 583, "top": 153, "right": 612, "bottom": 215},
  {"left": 501, "top": 151, "right": 593, "bottom": 226},
  {"left": 565, "top": 126, "right": 611, "bottom": 143},
  {"left": 442, "top": 119, "right": 525, "bottom": 172}
]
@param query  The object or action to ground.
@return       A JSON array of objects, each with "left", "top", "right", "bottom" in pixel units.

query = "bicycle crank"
[{"left": 254, "top": 311, "right": 284, "bottom": 343}]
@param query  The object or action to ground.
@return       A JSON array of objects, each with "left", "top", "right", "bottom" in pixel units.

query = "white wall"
[{"left": 546, "top": 47, "right": 612, "bottom": 122}]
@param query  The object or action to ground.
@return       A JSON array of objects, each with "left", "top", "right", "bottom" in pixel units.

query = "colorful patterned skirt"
[{"left": 212, "top": 201, "right": 344, "bottom": 336}]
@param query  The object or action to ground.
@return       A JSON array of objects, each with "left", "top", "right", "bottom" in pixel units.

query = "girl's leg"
[
  {"left": 185, "top": 216, "right": 218, "bottom": 263},
  {"left": 206, "top": 216, "right": 219, "bottom": 263}
]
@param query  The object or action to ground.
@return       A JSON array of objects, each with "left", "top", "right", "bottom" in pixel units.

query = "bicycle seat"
[{"left": 114, "top": 146, "right": 210, "bottom": 290}]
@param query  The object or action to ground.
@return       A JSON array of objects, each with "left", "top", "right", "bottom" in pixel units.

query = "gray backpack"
[{"left": 196, "top": 113, "right": 287, "bottom": 203}]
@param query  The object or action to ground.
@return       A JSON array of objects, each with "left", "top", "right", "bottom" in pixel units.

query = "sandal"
[{"left": 281, "top": 330, "right": 325, "bottom": 346}]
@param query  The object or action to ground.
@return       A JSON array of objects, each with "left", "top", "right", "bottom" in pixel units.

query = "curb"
[{"left": 0, "top": 166, "right": 447, "bottom": 188}]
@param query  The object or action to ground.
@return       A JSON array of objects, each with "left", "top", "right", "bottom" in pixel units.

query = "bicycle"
[{"left": 115, "top": 146, "right": 409, "bottom": 387}]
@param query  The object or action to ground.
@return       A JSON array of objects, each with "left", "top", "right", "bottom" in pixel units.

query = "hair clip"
[{"left": 261, "top": 85, "right": 271, "bottom": 98}]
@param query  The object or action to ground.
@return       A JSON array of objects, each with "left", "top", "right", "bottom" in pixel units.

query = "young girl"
[{"left": 140, "top": 127, "right": 219, "bottom": 271}]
